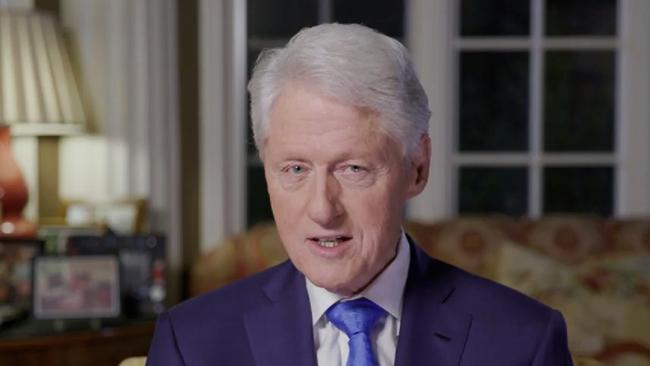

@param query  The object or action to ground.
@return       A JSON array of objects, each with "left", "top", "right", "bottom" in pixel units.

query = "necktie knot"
[
  {"left": 326, "top": 298, "right": 386, "bottom": 366},
  {"left": 326, "top": 298, "right": 385, "bottom": 336}
]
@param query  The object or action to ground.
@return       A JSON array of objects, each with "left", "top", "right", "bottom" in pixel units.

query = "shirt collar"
[{"left": 305, "top": 230, "right": 411, "bottom": 326}]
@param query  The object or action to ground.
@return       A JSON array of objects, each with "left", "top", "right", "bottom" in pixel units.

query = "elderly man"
[{"left": 147, "top": 23, "right": 573, "bottom": 366}]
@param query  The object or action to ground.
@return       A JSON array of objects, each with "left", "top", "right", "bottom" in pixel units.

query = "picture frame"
[
  {"left": 66, "top": 234, "right": 166, "bottom": 317},
  {"left": 33, "top": 255, "right": 120, "bottom": 319},
  {"left": 0, "top": 239, "right": 44, "bottom": 326}
]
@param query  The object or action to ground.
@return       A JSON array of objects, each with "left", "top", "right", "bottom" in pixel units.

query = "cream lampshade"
[{"left": 0, "top": 10, "right": 85, "bottom": 136}]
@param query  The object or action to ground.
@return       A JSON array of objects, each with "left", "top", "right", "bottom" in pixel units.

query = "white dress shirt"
[{"left": 305, "top": 231, "right": 411, "bottom": 366}]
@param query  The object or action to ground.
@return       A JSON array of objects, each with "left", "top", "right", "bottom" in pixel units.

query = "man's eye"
[
  {"left": 348, "top": 165, "right": 364, "bottom": 173},
  {"left": 337, "top": 164, "right": 373, "bottom": 186},
  {"left": 288, "top": 165, "right": 305, "bottom": 174}
]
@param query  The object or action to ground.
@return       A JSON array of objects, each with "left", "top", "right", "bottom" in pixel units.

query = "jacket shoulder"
[
  {"left": 432, "top": 255, "right": 553, "bottom": 320},
  {"left": 413, "top": 252, "right": 572, "bottom": 364},
  {"left": 169, "top": 259, "right": 295, "bottom": 322},
  {"left": 147, "top": 260, "right": 299, "bottom": 365}
]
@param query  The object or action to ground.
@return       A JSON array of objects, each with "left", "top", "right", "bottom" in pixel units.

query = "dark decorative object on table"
[
  {"left": 66, "top": 234, "right": 166, "bottom": 318},
  {"left": 0, "top": 239, "right": 43, "bottom": 327}
]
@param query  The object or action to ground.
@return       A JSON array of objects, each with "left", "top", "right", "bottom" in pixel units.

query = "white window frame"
[{"left": 406, "top": 0, "right": 650, "bottom": 221}]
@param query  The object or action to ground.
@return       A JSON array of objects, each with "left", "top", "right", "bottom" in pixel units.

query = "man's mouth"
[{"left": 309, "top": 236, "right": 352, "bottom": 248}]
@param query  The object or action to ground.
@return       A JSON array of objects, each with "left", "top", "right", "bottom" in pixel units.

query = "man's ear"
[{"left": 406, "top": 133, "right": 431, "bottom": 199}]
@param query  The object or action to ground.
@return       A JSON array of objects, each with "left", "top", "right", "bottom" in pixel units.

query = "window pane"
[
  {"left": 544, "top": 51, "right": 615, "bottom": 152},
  {"left": 247, "top": 165, "right": 274, "bottom": 227},
  {"left": 459, "top": 52, "right": 529, "bottom": 151},
  {"left": 459, "top": 167, "right": 528, "bottom": 215},
  {"left": 334, "top": 0, "right": 404, "bottom": 38},
  {"left": 546, "top": 0, "right": 617, "bottom": 36},
  {"left": 460, "top": 0, "right": 530, "bottom": 36},
  {"left": 544, "top": 166, "right": 613, "bottom": 216},
  {"left": 246, "top": 118, "right": 258, "bottom": 155},
  {"left": 247, "top": 49, "right": 262, "bottom": 156},
  {"left": 248, "top": 49, "right": 260, "bottom": 82},
  {"left": 248, "top": 0, "right": 319, "bottom": 38}
]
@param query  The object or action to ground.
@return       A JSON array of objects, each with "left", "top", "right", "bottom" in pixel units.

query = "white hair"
[{"left": 248, "top": 23, "right": 431, "bottom": 158}]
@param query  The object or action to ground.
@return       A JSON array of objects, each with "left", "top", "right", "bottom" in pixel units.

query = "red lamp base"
[{"left": 0, "top": 124, "right": 36, "bottom": 239}]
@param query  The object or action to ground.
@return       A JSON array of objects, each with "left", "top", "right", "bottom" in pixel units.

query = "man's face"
[{"left": 262, "top": 83, "right": 429, "bottom": 296}]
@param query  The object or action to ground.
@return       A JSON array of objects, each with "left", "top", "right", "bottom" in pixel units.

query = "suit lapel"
[
  {"left": 395, "top": 242, "right": 473, "bottom": 366},
  {"left": 243, "top": 262, "right": 317, "bottom": 366}
]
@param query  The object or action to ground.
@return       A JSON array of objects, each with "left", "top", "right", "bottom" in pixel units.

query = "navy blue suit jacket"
[{"left": 147, "top": 242, "right": 573, "bottom": 365}]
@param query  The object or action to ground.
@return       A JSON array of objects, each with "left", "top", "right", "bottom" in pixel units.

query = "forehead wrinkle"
[
  {"left": 270, "top": 131, "right": 399, "bottom": 171},
  {"left": 269, "top": 135, "right": 365, "bottom": 163},
  {"left": 264, "top": 82, "right": 400, "bottom": 163},
  {"left": 273, "top": 81, "right": 378, "bottom": 126}
]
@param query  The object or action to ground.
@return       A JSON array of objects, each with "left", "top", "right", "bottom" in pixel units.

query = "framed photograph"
[
  {"left": 66, "top": 235, "right": 166, "bottom": 317},
  {"left": 0, "top": 239, "right": 44, "bottom": 325},
  {"left": 33, "top": 255, "right": 120, "bottom": 319}
]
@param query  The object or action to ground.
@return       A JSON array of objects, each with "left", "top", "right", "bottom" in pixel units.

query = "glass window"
[
  {"left": 546, "top": 0, "right": 617, "bottom": 36},
  {"left": 455, "top": 1, "right": 618, "bottom": 217},
  {"left": 459, "top": 167, "right": 528, "bottom": 215},
  {"left": 543, "top": 166, "right": 614, "bottom": 216},
  {"left": 460, "top": 0, "right": 530, "bottom": 36},
  {"left": 544, "top": 51, "right": 615, "bottom": 152},
  {"left": 247, "top": 165, "right": 273, "bottom": 227},
  {"left": 459, "top": 51, "right": 529, "bottom": 151},
  {"left": 248, "top": 0, "right": 319, "bottom": 38},
  {"left": 334, "top": 0, "right": 404, "bottom": 38}
]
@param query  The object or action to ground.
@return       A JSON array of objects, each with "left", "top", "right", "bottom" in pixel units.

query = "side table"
[{"left": 0, "top": 319, "right": 154, "bottom": 366}]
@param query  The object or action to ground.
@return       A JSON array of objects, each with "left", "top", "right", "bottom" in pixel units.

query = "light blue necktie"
[{"left": 326, "top": 298, "right": 386, "bottom": 366}]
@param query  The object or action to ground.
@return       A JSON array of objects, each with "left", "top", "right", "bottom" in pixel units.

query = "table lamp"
[{"left": 0, "top": 10, "right": 85, "bottom": 237}]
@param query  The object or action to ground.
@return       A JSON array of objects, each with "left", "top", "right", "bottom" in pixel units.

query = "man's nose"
[{"left": 307, "top": 173, "right": 343, "bottom": 227}]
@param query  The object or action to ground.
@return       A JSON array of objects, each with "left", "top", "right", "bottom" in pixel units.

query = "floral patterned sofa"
[{"left": 190, "top": 215, "right": 650, "bottom": 366}]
